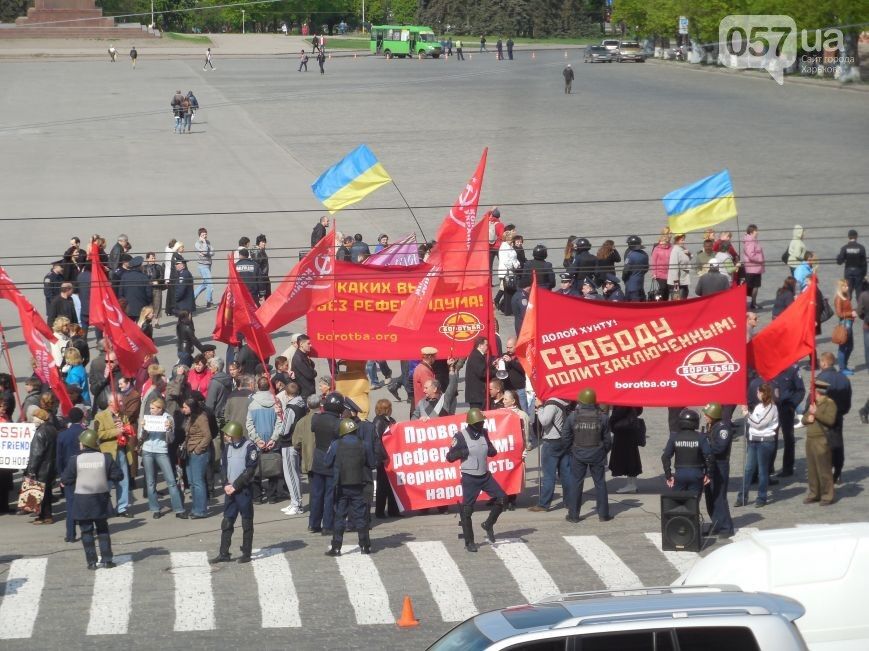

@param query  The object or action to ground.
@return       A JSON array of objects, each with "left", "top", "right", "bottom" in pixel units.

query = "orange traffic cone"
[{"left": 397, "top": 595, "right": 420, "bottom": 628}]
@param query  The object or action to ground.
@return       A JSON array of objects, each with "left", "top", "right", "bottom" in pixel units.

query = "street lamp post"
[
  {"left": 150, "top": 0, "right": 154, "bottom": 29},
  {"left": 242, "top": 9, "right": 245, "bottom": 35}
]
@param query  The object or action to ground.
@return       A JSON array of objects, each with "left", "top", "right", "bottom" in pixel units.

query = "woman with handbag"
[
  {"left": 182, "top": 398, "right": 212, "bottom": 518},
  {"left": 608, "top": 406, "right": 644, "bottom": 494},
  {"left": 833, "top": 279, "right": 857, "bottom": 376},
  {"left": 24, "top": 408, "right": 58, "bottom": 524}
]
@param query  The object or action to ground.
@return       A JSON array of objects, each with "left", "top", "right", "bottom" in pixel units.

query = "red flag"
[
  {"left": 748, "top": 275, "right": 817, "bottom": 380},
  {"left": 214, "top": 255, "right": 275, "bottom": 361},
  {"left": 428, "top": 148, "right": 488, "bottom": 287},
  {"left": 388, "top": 262, "right": 443, "bottom": 330},
  {"left": 390, "top": 150, "right": 489, "bottom": 329},
  {"left": 0, "top": 266, "right": 72, "bottom": 414},
  {"left": 514, "top": 273, "right": 539, "bottom": 387},
  {"left": 257, "top": 229, "right": 336, "bottom": 333},
  {"left": 88, "top": 243, "right": 157, "bottom": 377}
]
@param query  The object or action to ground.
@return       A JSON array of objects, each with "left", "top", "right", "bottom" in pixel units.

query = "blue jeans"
[
  {"left": 187, "top": 451, "right": 209, "bottom": 516},
  {"left": 182, "top": 114, "right": 191, "bottom": 132},
  {"left": 365, "top": 361, "right": 381, "bottom": 385},
  {"left": 539, "top": 440, "right": 571, "bottom": 508},
  {"left": 144, "top": 451, "right": 185, "bottom": 513},
  {"left": 194, "top": 264, "right": 213, "bottom": 303},
  {"left": 63, "top": 484, "right": 77, "bottom": 540},
  {"left": 742, "top": 439, "right": 776, "bottom": 503},
  {"left": 114, "top": 451, "right": 130, "bottom": 514},
  {"left": 308, "top": 472, "right": 335, "bottom": 530},
  {"left": 837, "top": 319, "right": 854, "bottom": 370}
]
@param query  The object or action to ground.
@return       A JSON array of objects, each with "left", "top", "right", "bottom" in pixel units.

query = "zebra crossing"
[{"left": 0, "top": 528, "right": 759, "bottom": 640}]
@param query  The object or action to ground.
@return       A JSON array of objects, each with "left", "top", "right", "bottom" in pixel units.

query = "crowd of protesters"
[{"left": 0, "top": 217, "right": 864, "bottom": 550}]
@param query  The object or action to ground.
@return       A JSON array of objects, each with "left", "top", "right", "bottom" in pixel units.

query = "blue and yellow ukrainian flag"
[
  {"left": 662, "top": 170, "right": 737, "bottom": 233},
  {"left": 311, "top": 145, "right": 391, "bottom": 213}
]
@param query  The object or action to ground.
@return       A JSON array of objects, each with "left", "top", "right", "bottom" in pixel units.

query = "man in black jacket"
[
  {"left": 464, "top": 336, "right": 489, "bottom": 409},
  {"left": 108, "top": 234, "right": 129, "bottom": 271},
  {"left": 567, "top": 238, "right": 597, "bottom": 290},
  {"left": 292, "top": 335, "right": 317, "bottom": 399},
  {"left": 252, "top": 235, "right": 271, "bottom": 301},
  {"left": 43, "top": 261, "right": 65, "bottom": 314},
  {"left": 311, "top": 215, "right": 329, "bottom": 247},
  {"left": 118, "top": 257, "right": 153, "bottom": 320},
  {"left": 518, "top": 244, "right": 555, "bottom": 289},
  {"left": 836, "top": 229, "right": 867, "bottom": 298},
  {"left": 309, "top": 391, "right": 342, "bottom": 533},
  {"left": 47, "top": 282, "right": 78, "bottom": 326}
]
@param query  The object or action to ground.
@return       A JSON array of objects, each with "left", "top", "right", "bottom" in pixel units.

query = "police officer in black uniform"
[
  {"left": 567, "top": 238, "right": 598, "bottom": 292},
  {"left": 446, "top": 408, "right": 506, "bottom": 552},
  {"left": 662, "top": 408, "right": 714, "bottom": 494},
  {"left": 565, "top": 388, "right": 612, "bottom": 523},
  {"left": 701, "top": 402, "right": 734, "bottom": 537},
  {"left": 234, "top": 248, "right": 261, "bottom": 305},
  {"left": 325, "top": 418, "right": 376, "bottom": 556},
  {"left": 60, "top": 429, "right": 124, "bottom": 570},
  {"left": 210, "top": 421, "right": 259, "bottom": 564}
]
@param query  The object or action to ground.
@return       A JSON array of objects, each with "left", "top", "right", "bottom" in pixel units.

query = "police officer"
[
  {"left": 325, "top": 418, "right": 377, "bottom": 556},
  {"left": 701, "top": 403, "right": 734, "bottom": 537},
  {"left": 234, "top": 248, "right": 261, "bottom": 305},
  {"left": 210, "top": 421, "right": 259, "bottom": 564},
  {"left": 567, "top": 238, "right": 597, "bottom": 290},
  {"left": 343, "top": 397, "right": 378, "bottom": 525},
  {"left": 662, "top": 409, "right": 714, "bottom": 494},
  {"left": 622, "top": 235, "right": 649, "bottom": 301},
  {"left": 565, "top": 388, "right": 612, "bottom": 523},
  {"left": 60, "top": 429, "right": 123, "bottom": 570},
  {"left": 309, "top": 391, "right": 343, "bottom": 534},
  {"left": 446, "top": 408, "right": 506, "bottom": 552}
]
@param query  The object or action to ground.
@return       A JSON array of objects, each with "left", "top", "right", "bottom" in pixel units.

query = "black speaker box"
[{"left": 661, "top": 491, "right": 701, "bottom": 552}]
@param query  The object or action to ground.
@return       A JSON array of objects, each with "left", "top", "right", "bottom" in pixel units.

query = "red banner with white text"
[
  {"left": 516, "top": 282, "right": 747, "bottom": 406},
  {"left": 382, "top": 410, "right": 524, "bottom": 511},
  {"left": 306, "top": 261, "right": 497, "bottom": 360}
]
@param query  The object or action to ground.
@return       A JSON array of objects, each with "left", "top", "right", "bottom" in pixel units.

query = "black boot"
[
  {"left": 481, "top": 500, "right": 504, "bottom": 544},
  {"left": 460, "top": 506, "right": 477, "bottom": 552},
  {"left": 239, "top": 518, "right": 254, "bottom": 563},
  {"left": 210, "top": 517, "right": 233, "bottom": 563},
  {"left": 359, "top": 529, "right": 371, "bottom": 554}
]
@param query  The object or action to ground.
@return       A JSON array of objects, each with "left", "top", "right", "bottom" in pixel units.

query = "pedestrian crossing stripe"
[{"left": 0, "top": 530, "right": 757, "bottom": 638}]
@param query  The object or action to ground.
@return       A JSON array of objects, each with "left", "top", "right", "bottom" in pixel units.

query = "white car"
[
  {"left": 674, "top": 523, "right": 869, "bottom": 651},
  {"left": 428, "top": 585, "right": 808, "bottom": 650}
]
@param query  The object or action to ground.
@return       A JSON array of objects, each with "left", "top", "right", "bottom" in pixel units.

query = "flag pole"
[
  {"left": 0, "top": 320, "right": 22, "bottom": 417},
  {"left": 331, "top": 217, "right": 337, "bottom": 390},
  {"left": 391, "top": 180, "right": 428, "bottom": 243}
]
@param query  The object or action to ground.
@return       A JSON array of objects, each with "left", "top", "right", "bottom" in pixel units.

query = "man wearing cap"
[
  {"left": 211, "top": 421, "right": 260, "bottom": 563},
  {"left": 554, "top": 272, "right": 580, "bottom": 296},
  {"left": 110, "top": 253, "right": 132, "bottom": 293},
  {"left": 580, "top": 277, "right": 601, "bottom": 300},
  {"left": 836, "top": 229, "right": 866, "bottom": 299},
  {"left": 694, "top": 258, "right": 730, "bottom": 297},
  {"left": 118, "top": 256, "right": 153, "bottom": 319},
  {"left": 622, "top": 235, "right": 648, "bottom": 301},
  {"left": 43, "top": 260, "right": 66, "bottom": 314},
  {"left": 173, "top": 259, "right": 196, "bottom": 314},
  {"left": 57, "top": 407, "right": 87, "bottom": 543},
  {"left": 413, "top": 347, "right": 438, "bottom": 408},
  {"left": 802, "top": 380, "right": 836, "bottom": 505},
  {"left": 602, "top": 274, "right": 625, "bottom": 301},
  {"left": 47, "top": 282, "right": 78, "bottom": 326}
]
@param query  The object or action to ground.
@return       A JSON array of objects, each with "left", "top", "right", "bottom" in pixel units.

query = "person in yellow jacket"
[{"left": 94, "top": 397, "right": 134, "bottom": 517}]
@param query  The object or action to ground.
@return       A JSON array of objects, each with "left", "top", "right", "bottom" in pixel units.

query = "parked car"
[
  {"left": 617, "top": 41, "right": 646, "bottom": 62},
  {"left": 674, "top": 524, "right": 869, "bottom": 651},
  {"left": 427, "top": 585, "right": 808, "bottom": 650},
  {"left": 601, "top": 39, "right": 620, "bottom": 54},
  {"left": 584, "top": 45, "right": 614, "bottom": 63}
]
